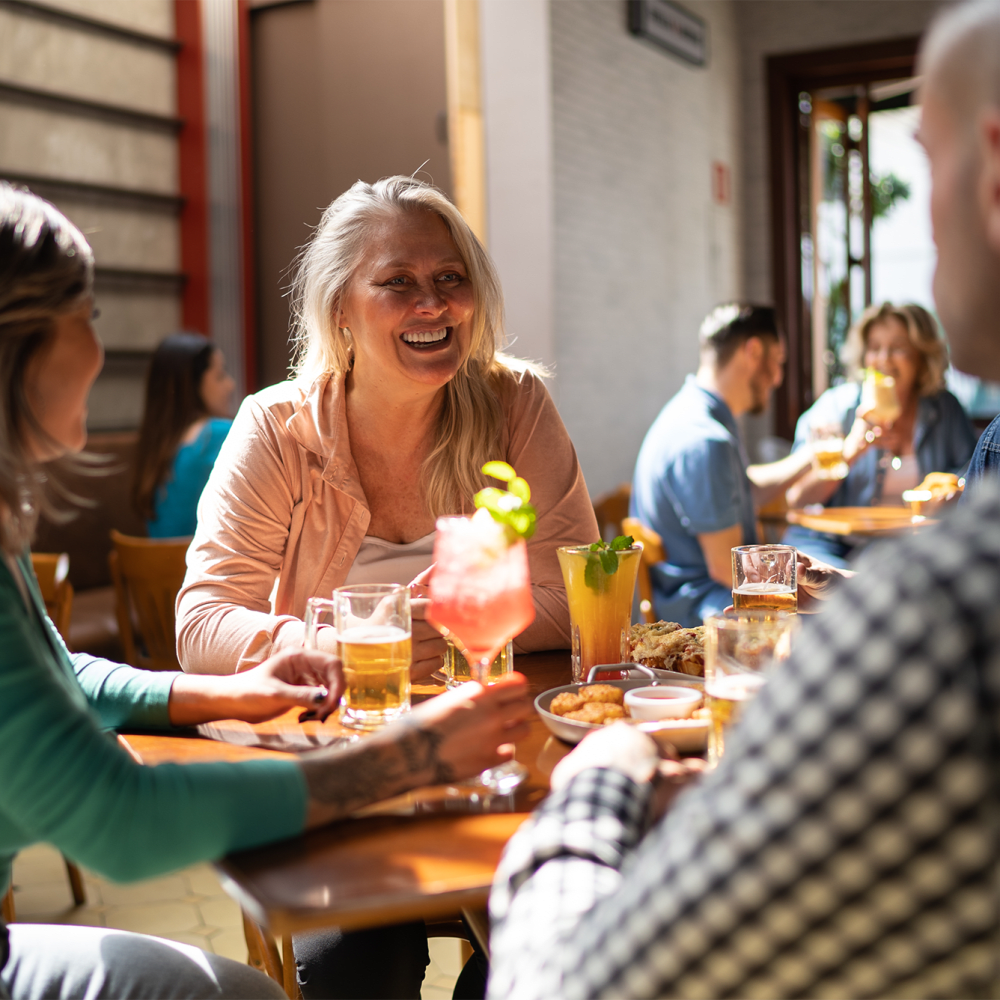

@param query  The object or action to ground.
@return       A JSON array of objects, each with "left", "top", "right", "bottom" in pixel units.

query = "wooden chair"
[
  {"left": 757, "top": 494, "right": 789, "bottom": 544},
  {"left": 6, "top": 554, "right": 87, "bottom": 920},
  {"left": 592, "top": 483, "right": 631, "bottom": 544},
  {"left": 30, "top": 552, "right": 74, "bottom": 641},
  {"left": 243, "top": 911, "right": 481, "bottom": 999},
  {"left": 622, "top": 517, "right": 666, "bottom": 624},
  {"left": 108, "top": 531, "right": 191, "bottom": 672}
]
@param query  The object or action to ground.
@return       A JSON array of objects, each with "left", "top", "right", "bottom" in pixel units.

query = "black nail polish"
[{"left": 299, "top": 710, "right": 318, "bottom": 723}]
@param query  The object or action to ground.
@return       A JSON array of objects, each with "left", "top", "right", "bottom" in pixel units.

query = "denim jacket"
[
  {"left": 961, "top": 412, "right": 1000, "bottom": 501},
  {"left": 792, "top": 383, "right": 977, "bottom": 506}
]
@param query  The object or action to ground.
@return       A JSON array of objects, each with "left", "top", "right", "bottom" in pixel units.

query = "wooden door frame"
[{"left": 767, "top": 36, "right": 920, "bottom": 440}]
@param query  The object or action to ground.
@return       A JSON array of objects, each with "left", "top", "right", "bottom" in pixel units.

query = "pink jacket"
[{"left": 176, "top": 369, "right": 599, "bottom": 673}]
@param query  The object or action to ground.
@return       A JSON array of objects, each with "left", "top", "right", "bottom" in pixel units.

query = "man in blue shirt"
[{"left": 631, "top": 304, "right": 812, "bottom": 625}]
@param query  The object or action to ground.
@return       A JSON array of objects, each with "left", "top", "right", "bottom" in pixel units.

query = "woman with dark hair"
[
  {"left": 0, "top": 182, "right": 531, "bottom": 1000},
  {"left": 133, "top": 332, "right": 235, "bottom": 538}
]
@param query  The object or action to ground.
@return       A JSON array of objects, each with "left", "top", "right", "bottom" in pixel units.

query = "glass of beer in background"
[
  {"left": 306, "top": 585, "right": 412, "bottom": 730},
  {"left": 731, "top": 544, "right": 797, "bottom": 616},
  {"left": 442, "top": 638, "right": 513, "bottom": 687},
  {"left": 704, "top": 609, "right": 793, "bottom": 765},
  {"left": 808, "top": 422, "right": 848, "bottom": 480}
]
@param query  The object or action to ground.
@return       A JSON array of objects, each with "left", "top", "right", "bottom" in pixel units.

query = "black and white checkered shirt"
[{"left": 489, "top": 484, "right": 1000, "bottom": 999}]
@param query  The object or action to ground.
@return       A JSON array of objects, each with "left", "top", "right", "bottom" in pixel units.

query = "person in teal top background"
[
  {"left": 0, "top": 184, "right": 531, "bottom": 999},
  {"left": 133, "top": 333, "right": 235, "bottom": 539}
]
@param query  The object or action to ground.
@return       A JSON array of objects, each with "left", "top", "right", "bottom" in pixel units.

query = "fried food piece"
[
  {"left": 549, "top": 692, "right": 585, "bottom": 717},
  {"left": 916, "top": 472, "right": 961, "bottom": 499},
  {"left": 629, "top": 622, "right": 706, "bottom": 677},
  {"left": 578, "top": 684, "right": 625, "bottom": 705},
  {"left": 564, "top": 702, "right": 626, "bottom": 725}
]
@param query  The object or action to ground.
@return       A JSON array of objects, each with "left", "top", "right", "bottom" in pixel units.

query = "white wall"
[
  {"left": 549, "top": 0, "right": 743, "bottom": 497},
  {"left": 481, "top": 0, "right": 556, "bottom": 369},
  {"left": 735, "top": 0, "right": 953, "bottom": 304}
]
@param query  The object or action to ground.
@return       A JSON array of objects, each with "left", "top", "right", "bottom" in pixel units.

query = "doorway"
[{"left": 767, "top": 37, "right": 921, "bottom": 438}]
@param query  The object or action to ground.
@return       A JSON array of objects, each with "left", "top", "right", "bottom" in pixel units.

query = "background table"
[
  {"left": 786, "top": 505, "right": 933, "bottom": 537},
  {"left": 119, "top": 651, "right": 572, "bottom": 935}
]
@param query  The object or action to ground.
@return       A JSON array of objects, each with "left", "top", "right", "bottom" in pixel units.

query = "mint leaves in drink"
[
  {"left": 584, "top": 535, "right": 635, "bottom": 592},
  {"left": 474, "top": 461, "right": 537, "bottom": 540}
]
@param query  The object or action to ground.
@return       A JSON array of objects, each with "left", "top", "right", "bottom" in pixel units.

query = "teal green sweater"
[{"left": 0, "top": 552, "right": 307, "bottom": 894}]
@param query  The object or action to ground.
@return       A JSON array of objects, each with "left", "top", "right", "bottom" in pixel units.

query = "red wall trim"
[
  {"left": 237, "top": 0, "right": 257, "bottom": 390},
  {"left": 175, "top": 0, "right": 210, "bottom": 337}
]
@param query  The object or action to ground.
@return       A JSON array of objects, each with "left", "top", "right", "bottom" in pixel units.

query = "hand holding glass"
[
  {"left": 808, "top": 423, "right": 848, "bottom": 481},
  {"left": 731, "top": 544, "right": 797, "bottom": 615},
  {"left": 306, "top": 584, "right": 412, "bottom": 731}
]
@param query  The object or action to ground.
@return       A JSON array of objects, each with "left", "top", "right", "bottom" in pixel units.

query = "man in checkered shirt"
[{"left": 488, "top": 4, "right": 1000, "bottom": 997}]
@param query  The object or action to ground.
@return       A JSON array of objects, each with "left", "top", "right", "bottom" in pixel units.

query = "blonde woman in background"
[
  {"left": 784, "top": 302, "right": 976, "bottom": 566},
  {"left": 175, "top": 175, "right": 598, "bottom": 998}
]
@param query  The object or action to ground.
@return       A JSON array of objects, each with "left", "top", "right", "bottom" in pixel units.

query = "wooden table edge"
[{"left": 215, "top": 863, "right": 494, "bottom": 935}]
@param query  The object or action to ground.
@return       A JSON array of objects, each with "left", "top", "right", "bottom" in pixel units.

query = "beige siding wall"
[
  {"left": 549, "top": 0, "right": 743, "bottom": 497},
  {"left": 0, "top": 0, "right": 180, "bottom": 430}
]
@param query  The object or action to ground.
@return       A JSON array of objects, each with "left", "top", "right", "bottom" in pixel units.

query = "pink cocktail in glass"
[{"left": 429, "top": 510, "right": 535, "bottom": 683}]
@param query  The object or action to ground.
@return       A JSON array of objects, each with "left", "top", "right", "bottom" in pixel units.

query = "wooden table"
[
  {"left": 786, "top": 505, "right": 934, "bottom": 537},
  {"left": 118, "top": 651, "right": 573, "bottom": 936}
]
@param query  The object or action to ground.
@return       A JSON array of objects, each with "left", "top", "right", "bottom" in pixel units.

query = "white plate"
[{"left": 535, "top": 674, "right": 709, "bottom": 752}]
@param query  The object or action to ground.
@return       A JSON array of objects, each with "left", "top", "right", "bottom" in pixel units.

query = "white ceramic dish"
[
  {"left": 535, "top": 675, "right": 709, "bottom": 752},
  {"left": 624, "top": 685, "right": 702, "bottom": 721}
]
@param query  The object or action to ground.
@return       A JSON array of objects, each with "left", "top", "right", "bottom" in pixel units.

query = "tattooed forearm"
[{"left": 299, "top": 718, "right": 456, "bottom": 821}]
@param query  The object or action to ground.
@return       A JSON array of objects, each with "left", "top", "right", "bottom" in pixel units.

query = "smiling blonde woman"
[{"left": 176, "top": 176, "right": 598, "bottom": 682}]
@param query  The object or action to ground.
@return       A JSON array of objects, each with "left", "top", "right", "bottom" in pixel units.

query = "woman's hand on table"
[
  {"left": 168, "top": 649, "right": 344, "bottom": 726},
  {"left": 796, "top": 550, "right": 854, "bottom": 612},
  {"left": 300, "top": 673, "right": 532, "bottom": 828},
  {"left": 409, "top": 565, "right": 448, "bottom": 680}
]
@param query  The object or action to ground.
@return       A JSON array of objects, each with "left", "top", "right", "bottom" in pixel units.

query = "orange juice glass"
[{"left": 557, "top": 545, "right": 641, "bottom": 682}]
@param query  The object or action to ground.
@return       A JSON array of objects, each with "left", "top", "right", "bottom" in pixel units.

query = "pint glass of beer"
[
  {"left": 704, "top": 609, "right": 793, "bottom": 765},
  {"left": 442, "top": 638, "right": 514, "bottom": 687},
  {"left": 731, "top": 544, "right": 797, "bottom": 616},
  {"left": 808, "top": 423, "right": 848, "bottom": 481},
  {"left": 315, "top": 584, "right": 412, "bottom": 730}
]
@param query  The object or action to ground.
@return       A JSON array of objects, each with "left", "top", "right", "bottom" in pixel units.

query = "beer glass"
[
  {"left": 308, "top": 585, "right": 412, "bottom": 730},
  {"left": 442, "top": 638, "right": 514, "bottom": 687},
  {"left": 731, "top": 544, "right": 797, "bottom": 616},
  {"left": 808, "top": 423, "right": 848, "bottom": 481},
  {"left": 704, "top": 609, "right": 792, "bottom": 765}
]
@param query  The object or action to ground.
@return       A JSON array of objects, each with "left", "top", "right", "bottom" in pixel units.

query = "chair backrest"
[
  {"left": 108, "top": 531, "right": 191, "bottom": 671},
  {"left": 621, "top": 517, "right": 666, "bottom": 624},
  {"left": 30, "top": 552, "right": 74, "bottom": 641},
  {"left": 592, "top": 483, "right": 631, "bottom": 544}
]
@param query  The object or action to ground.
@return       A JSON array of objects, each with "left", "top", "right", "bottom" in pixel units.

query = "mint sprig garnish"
[
  {"left": 584, "top": 535, "right": 634, "bottom": 592},
  {"left": 474, "top": 462, "right": 537, "bottom": 540}
]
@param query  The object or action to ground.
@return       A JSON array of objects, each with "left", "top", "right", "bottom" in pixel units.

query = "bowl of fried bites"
[{"left": 535, "top": 622, "right": 711, "bottom": 751}]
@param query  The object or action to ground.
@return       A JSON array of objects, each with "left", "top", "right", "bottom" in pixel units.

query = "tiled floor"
[{"left": 9, "top": 843, "right": 462, "bottom": 998}]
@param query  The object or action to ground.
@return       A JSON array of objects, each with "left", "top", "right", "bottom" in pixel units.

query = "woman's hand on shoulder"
[{"left": 168, "top": 649, "right": 343, "bottom": 726}]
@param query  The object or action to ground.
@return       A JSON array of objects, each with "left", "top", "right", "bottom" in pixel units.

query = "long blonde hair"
[
  {"left": 843, "top": 302, "right": 949, "bottom": 397},
  {"left": 291, "top": 176, "right": 539, "bottom": 516}
]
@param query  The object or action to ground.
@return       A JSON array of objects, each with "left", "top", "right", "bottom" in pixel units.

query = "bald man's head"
[
  {"left": 917, "top": 1, "right": 1000, "bottom": 379},
  {"left": 920, "top": 1, "right": 1000, "bottom": 130}
]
